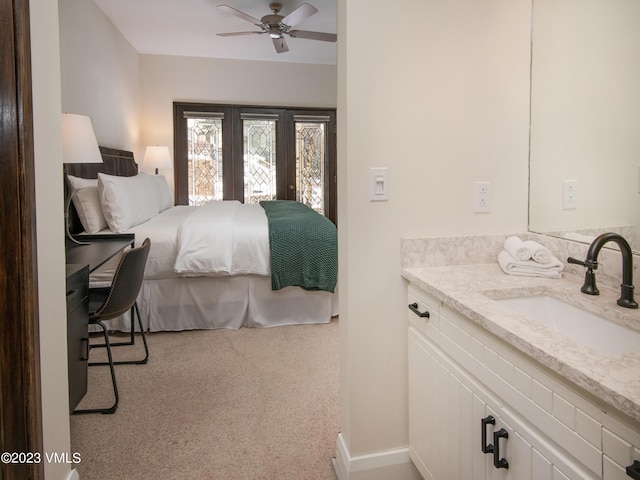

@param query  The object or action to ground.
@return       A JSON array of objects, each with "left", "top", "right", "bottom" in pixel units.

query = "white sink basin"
[{"left": 496, "top": 295, "right": 640, "bottom": 357}]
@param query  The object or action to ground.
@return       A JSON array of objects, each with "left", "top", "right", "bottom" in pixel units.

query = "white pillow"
[
  {"left": 143, "top": 173, "right": 174, "bottom": 212},
  {"left": 98, "top": 173, "right": 160, "bottom": 232},
  {"left": 67, "top": 175, "right": 108, "bottom": 233}
]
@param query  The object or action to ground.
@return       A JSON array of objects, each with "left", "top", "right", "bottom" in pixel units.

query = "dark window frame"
[{"left": 173, "top": 102, "right": 337, "bottom": 223}]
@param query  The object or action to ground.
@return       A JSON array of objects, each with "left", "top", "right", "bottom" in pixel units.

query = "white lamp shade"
[
  {"left": 143, "top": 146, "right": 172, "bottom": 171},
  {"left": 61, "top": 113, "right": 103, "bottom": 164}
]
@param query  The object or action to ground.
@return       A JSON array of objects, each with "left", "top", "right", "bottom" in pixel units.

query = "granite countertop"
[{"left": 402, "top": 263, "right": 640, "bottom": 424}]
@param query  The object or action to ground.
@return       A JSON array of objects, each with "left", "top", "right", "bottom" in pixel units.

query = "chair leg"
[
  {"left": 132, "top": 302, "right": 149, "bottom": 365},
  {"left": 90, "top": 302, "right": 149, "bottom": 365},
  {"left": 73, "top": 321, "right": 119, "bottom": 415}
]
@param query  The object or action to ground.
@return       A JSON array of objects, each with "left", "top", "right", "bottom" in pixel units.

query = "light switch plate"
[{"left": 370, "top": 167, "right": 388, "bottom": 201}]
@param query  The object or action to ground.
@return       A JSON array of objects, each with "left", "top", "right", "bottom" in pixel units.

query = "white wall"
[
  {"left": 529, "top": 0, "right": 640, "bottom": 237},
  {"left": 58, "top": 0, "right": 141, "bottom": 153},
  {"left": 337, "top": 0, "right": 531, "bottom": 463},
  {"left": 138, "top": 55, "right": 336, "bottom": 176},
  {"left": 30, "top": 1, "right": 72, "bottom": 479}
]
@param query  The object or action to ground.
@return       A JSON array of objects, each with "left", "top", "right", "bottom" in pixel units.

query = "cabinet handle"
[
  {"left": 66, "top": 288, "right": 84, "bottom": 303},
  {"left": 493, "top": 428, "right": 509, "bottom": 469},
  {"left": 481, "top": 415, "right": 495, "bottom": 454},
  {"left": 408, "top": 303, "right": 430, "bottom": 318},
  {"left": 627, "top": 460, "right": 640, "bottom": 479},
  {"left": 80, "top": 337, "right": 90, "bottom": 361}
]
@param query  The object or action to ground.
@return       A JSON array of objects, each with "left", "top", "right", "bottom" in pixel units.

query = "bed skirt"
[{"left": 105, "top": 275, "right": 338, "bottom": 332}]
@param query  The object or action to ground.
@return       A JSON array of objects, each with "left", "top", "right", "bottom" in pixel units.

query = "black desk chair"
[{"left": 74, "top": 238, "right": 151, "bottom": 415}]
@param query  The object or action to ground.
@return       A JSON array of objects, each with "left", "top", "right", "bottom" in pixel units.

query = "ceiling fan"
[{"left": 216, "top": 2, "right": 337, "bottom": 54}]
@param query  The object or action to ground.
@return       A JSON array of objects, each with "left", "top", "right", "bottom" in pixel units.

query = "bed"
[{"left": 64, "top": 147, "right": 338, "bottom": 332}]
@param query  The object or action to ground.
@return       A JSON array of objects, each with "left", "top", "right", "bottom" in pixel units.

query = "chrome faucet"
[{"left": 567, "top": 233, "right": 638, "bottom": 309}]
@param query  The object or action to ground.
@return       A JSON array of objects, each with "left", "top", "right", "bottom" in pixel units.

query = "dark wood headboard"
[
  {"left": 64, "top": 146, "right": 138, "bottom": 179},
  {"left": 64, "top": 146, "right": 138, "bottom": 234}
]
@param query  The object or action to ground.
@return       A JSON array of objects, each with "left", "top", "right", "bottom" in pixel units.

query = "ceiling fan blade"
[
  {"left": 289, "top": 30, "right": 337, "bottom": 42},
  {"left": 273, "top": 37, "right": 289, "bottom": 53},
  {"left": 217, "top": 31, "right": 264, "bottom": 37},
  {"left": 217, "top": 5, "right": 262, "bottom": 26},
  {"left": 281, "top": 3, "right": 317, "bottom": 27}
]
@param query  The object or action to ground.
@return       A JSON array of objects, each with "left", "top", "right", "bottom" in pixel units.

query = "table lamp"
[
  {"left": 62, "top": 113, "right": 103, "bottom": 245},
  {"left": 142, "top": 146, "right": 172, "bottom": 175}
]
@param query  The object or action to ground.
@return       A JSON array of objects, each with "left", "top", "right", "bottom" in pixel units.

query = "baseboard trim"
[
  {"left": 333, "top": 433, "right": 422, "bottom": 480},
  {"left": 66, "top": 468, "right": 80, "bottom": 480}
]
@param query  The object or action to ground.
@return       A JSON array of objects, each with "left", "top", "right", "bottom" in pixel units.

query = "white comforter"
[
  {"left": 91, "top": 201, "right": 271, "bottom": 282},
  {"left": 172, "top": 200, "right": 270, "bottom": 276}
]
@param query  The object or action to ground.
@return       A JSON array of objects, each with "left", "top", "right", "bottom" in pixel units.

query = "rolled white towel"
[
  {"left": 522, "top": 240, "right": 553, "bottom": 264},
  {"left": 497, "top": 249, "right": 564, "bottom": 279},
  {"left": 503, "top": 236, "right": 531, "bottom": 261}
]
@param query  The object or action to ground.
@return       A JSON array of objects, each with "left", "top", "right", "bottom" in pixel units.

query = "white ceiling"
[{"left": 93, "top": 0, "right": 337, "bottom": 65}]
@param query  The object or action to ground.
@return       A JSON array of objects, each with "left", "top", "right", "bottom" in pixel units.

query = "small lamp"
[
  {"left": 62, "top": 113, "right": 103, "bottom": 245},
  {"left": 142, "top": 146, "right": 172, "bottom": 174}
]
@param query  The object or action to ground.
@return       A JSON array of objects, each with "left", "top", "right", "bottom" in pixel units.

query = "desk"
[
  {"left": 65, "top": 234, "right": 134, "bottom": 413},
  {"left": 65, "top": 234, "right": 135, "bottom": 272}
]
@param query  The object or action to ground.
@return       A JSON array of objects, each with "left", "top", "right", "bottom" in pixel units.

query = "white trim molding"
[
  {"left": 66, "top": 468, "right": 80, "bottom": 480},
  {"left": 333, "top": 433, "right": 422, "bottom": 480}
]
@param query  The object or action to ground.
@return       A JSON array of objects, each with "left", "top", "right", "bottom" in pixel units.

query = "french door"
[{"left": 173, "top": 103, "right": 337, "bottom": 223}]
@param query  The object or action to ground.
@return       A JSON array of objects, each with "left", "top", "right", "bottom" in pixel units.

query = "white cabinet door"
[
  {"left": 408, "top": 328, "right": 437, "bottom": 480},
  {"left": 438, "top": 364, "right": 483, "bottom": 480},
  {"left": 495, "top": 418, "right": 532, "bottom": 480},
  {"left": 410, "top": 326, "right": 497, "bottom": 480}
]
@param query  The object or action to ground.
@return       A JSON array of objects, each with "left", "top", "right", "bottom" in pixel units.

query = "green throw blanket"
[{"left": 260, "top": 200, "right": 337, "bottom": 293}]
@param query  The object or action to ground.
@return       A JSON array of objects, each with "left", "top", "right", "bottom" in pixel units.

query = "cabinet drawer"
[
  {"left": 66, "top": 266, "right": 88, "bottom": 309},
  {"left": 408, "top": 285, "right": 440, "bottom": 338}
]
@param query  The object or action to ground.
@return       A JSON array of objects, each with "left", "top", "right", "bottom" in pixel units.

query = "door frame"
[{"left": 0, "top": 0, "right": 44, "bottom": 478}]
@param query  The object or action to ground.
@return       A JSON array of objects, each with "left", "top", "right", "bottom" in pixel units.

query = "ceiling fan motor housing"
[{"left": 261, "top": 13, "right": 284, "bottom": 25}]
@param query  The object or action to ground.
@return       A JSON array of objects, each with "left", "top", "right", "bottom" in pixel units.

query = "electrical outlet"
[
  {"left": 563, "top": 180, "right": 577, "bottom": 209},
  {"left": 473, "top": 182, "right": 491, "bottom": 213}
]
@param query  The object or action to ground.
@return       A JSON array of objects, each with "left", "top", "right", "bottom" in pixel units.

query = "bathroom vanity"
[{"left": 402, "top": 235, "right": 640, "bottom": 480}]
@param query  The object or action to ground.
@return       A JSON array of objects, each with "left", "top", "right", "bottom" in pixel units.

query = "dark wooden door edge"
[{"left": 0, "top": 0, "right": 44, "bottom": 478}]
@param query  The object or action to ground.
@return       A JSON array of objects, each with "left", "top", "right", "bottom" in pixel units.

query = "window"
[
  {"left": 242, "top": 114, "right": 278, "bottom": 204},
  {"left": 294, "top": 116, "right": 329, "bottom": 216},
  {"left": 174, "top": 103, "right": 336, "bottom": 223},
  {"left": 186, "top": 114, "right": 223, "bottom": 204}
]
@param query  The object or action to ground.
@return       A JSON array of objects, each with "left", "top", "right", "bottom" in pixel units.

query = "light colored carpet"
[{"left": 70, "top": 319, "right": 339, "bottom": 480}]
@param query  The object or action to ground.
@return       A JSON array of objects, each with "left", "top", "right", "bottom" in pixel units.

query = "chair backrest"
[{"left": 91, "top": 238, "right": 150, "bottom": 321}]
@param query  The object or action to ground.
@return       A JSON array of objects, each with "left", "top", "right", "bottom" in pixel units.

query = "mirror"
[{"left": 528, "top": 0, "right": 640, "bottom": 252}]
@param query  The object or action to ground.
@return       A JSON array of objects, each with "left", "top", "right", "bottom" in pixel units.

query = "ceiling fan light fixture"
[{"left": 268, "top": 25, "right": 282, "bottom": 39}]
